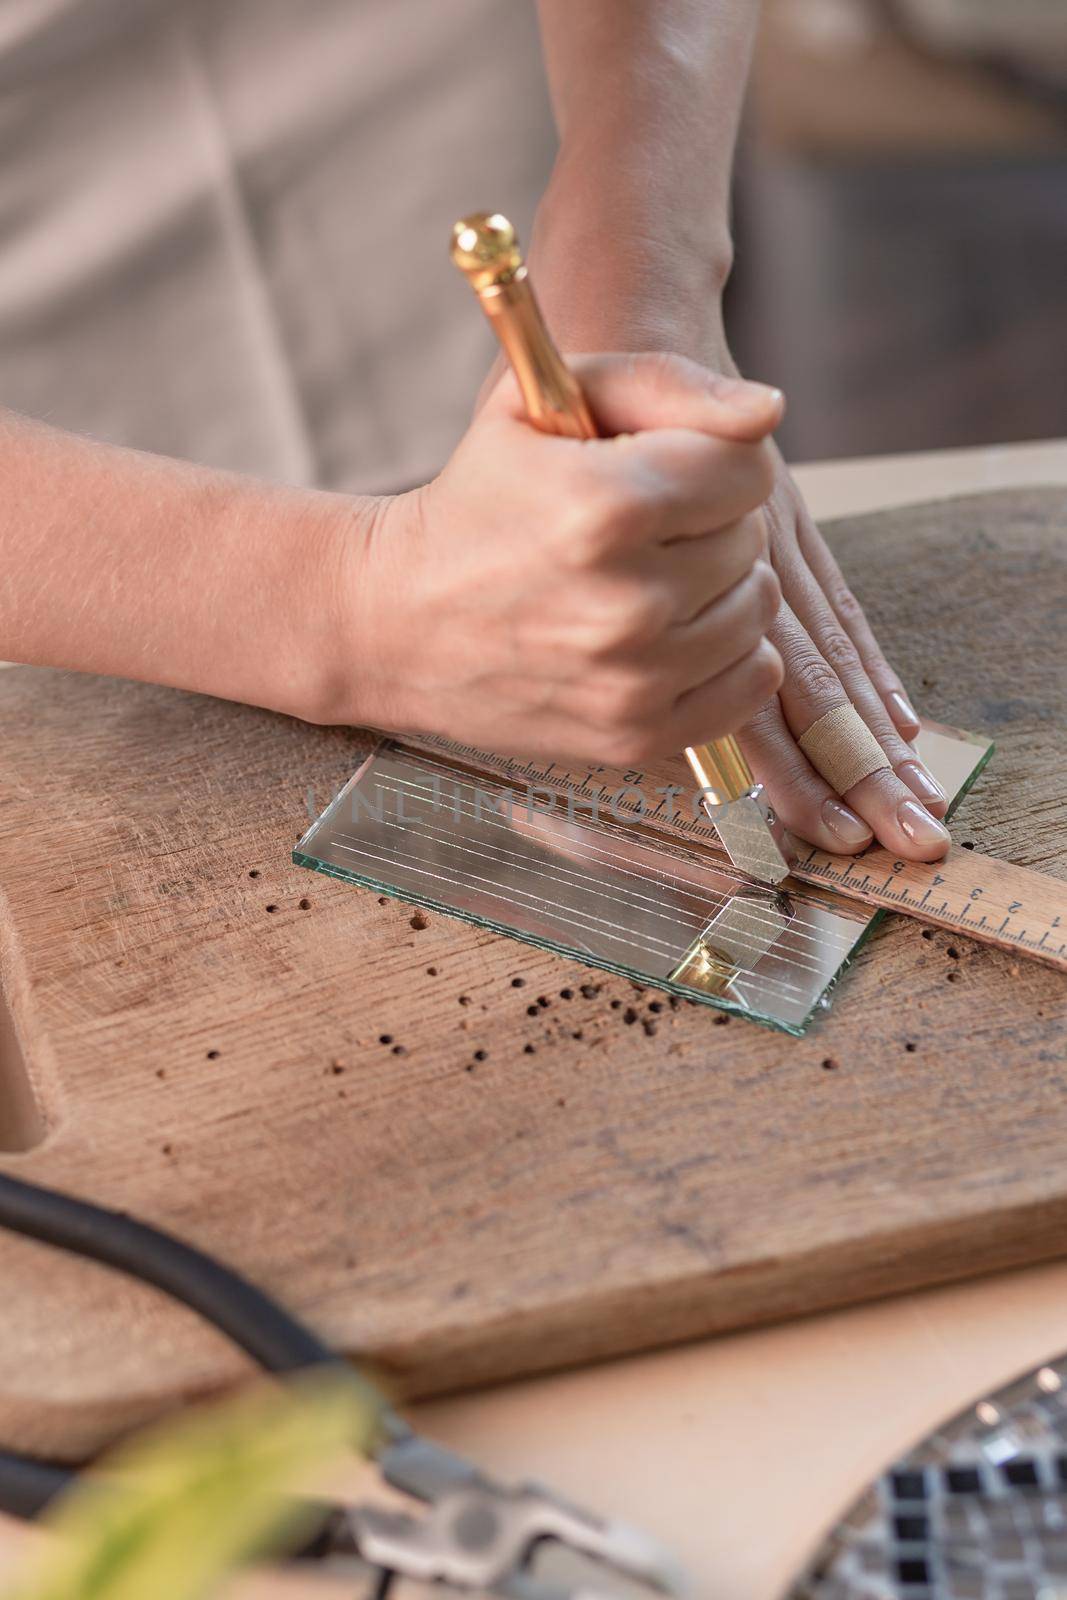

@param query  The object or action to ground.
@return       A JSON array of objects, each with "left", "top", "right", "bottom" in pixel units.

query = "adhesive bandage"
[{"left": 797, "top": 703, "right": 889, "bottom": 796}]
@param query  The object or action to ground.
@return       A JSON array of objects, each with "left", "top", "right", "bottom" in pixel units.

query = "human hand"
[
  {"left": 510, "top": 207, "right": 949, "bottom": 859},
  {"left": 348, "top": 354, "right": 785, "bottom": 766},
  {"left": 736, "top": 447, "right": 950, "bottom": 861}
]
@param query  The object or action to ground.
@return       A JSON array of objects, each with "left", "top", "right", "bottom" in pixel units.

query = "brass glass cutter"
[{"left": 450, "top": 212, "right": 795, "bottom": 888}]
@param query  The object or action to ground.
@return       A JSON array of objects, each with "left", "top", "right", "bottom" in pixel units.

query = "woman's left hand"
[
  {"left": 735, "top": 442, "right": 951, "bottom": 859},
  {"left": 503, "top": 231, "right": 951, "bottom": 858}
]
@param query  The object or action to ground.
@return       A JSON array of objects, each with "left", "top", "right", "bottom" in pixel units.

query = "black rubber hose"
[
  {"left": 0, "top": 1171, "right": 399, "bottom": 1541},
  {"left": 0, "top": 1171, "right": 334, "bottom": 1374},
  {"left": 0, "top": 1450, "right": 72, "bottom": 1520}
]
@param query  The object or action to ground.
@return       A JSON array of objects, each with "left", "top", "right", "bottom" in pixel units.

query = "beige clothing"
[{"left": 0, "top": 0, "right": 557, "bottom": 493}]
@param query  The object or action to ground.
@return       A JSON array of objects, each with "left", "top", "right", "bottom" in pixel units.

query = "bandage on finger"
[{"left": 797, "top": 702, "right": 890, "bottom": 796}]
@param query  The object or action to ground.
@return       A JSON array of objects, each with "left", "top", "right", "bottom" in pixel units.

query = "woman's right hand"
[{"left": 343, "top": 352, "right": 785, "bottom": 766}]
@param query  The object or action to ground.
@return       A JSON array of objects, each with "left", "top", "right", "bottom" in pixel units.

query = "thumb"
[{"left": 569, "top": 352, "right": 785, "bottom": 444}]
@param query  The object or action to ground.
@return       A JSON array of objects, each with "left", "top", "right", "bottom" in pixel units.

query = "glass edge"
[
  {"left": 292, "top": 849, "right": 813, "bottom": 1037},
  {"left": 294, "top": 745, "right": 382, "bottom": 854},
  {"left": 944, "top": 735, "right": 996, "bottom": 823}
]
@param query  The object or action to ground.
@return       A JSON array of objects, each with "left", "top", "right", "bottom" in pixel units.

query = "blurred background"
[
  {"left": 1, "top": 0, "right": 1064, "bottom": 489},
  {"left": 727, "top": 0, "right": 1067, "bottom": 462}
]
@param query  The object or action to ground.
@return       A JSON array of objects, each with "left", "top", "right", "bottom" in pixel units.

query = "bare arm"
[
  {"left": 0, "top": 408, "right": 364, "bottom": 722},
  {"left": 531, "top": 0, "right": 951, "bottom": 861},
  {"left": 0, "top": 369, "right": 812, "bottom": 810},
  {"left": 532, "top": 0, "right": 756, "bottom": 359}
]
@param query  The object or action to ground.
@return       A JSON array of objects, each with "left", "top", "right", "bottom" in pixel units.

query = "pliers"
[{"left": 0, "top": 1171, "right": 688, "bottom": 1600}]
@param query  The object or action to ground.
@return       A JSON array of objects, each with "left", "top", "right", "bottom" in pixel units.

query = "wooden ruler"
[
  {"left": 399, "top": 733, "right": 1067, "bottom": 973},
  {"left": 789, "top": 841, "right": 1066, "bottom": 970}
]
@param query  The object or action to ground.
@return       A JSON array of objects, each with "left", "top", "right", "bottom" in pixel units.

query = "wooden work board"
[{"left": 0, "top": 488, "right": 1064, "bottom": 1461}]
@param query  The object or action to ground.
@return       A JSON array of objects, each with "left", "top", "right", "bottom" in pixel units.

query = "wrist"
[
  {"left": 300, "top": 484, "right": 431, "bottom": 733},
  {"left": 551, "top": 152, "right": 734, "bottom": 286},
  {"left": 529, "top": 159, "right": 734, "bottom": 361},
  {"left": 255, "top": 485, "right": 393, "bottom": 730}
]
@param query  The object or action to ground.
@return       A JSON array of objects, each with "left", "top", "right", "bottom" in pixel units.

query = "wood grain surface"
[{"left": 0, "top": 488, "right": 1063, "bottom": 1461}]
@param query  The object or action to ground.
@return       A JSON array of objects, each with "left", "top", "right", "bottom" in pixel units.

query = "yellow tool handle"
[{"left": 450, "top": 212, "right": 755, "bottom": 807}]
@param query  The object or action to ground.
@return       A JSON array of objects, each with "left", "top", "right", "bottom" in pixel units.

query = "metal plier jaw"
[{"left": 340, "top": 1425, "right": 690, "bottom": 1600}]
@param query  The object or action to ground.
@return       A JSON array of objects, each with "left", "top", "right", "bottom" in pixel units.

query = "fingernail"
[
  {"left": 820, "top": 798, "right": 872, "bottom": 849},
  {"left": 719, "top": 376, "right": 785, "bottom": 419},
  {"left": 886, "top": 690, "right": 920, "bottom": 733},
  {"left": 898, "top": 760, "right": 945, "bottom": 808},
  {"left": 898, "top": 798, "right": 950, "bottom": 849}
]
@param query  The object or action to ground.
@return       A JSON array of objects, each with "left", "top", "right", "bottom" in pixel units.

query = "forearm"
[
  {"left": 0, "top": 409, "right": 375, "bottom": 723},
  {"left": 534, "top": 0, "right": 761, "bottom": 351}
]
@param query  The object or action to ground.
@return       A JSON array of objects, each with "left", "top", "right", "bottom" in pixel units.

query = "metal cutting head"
[
  {"left": 684, "top": 742, "right": 795, "bottom": 886},
  {"left": 703, "top": 784, "right": 795, "bottom": 887}
]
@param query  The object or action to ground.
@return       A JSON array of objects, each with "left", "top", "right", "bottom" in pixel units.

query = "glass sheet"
[{"left": 295, "top": 724, "right": 992, "bottom": 1036}]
